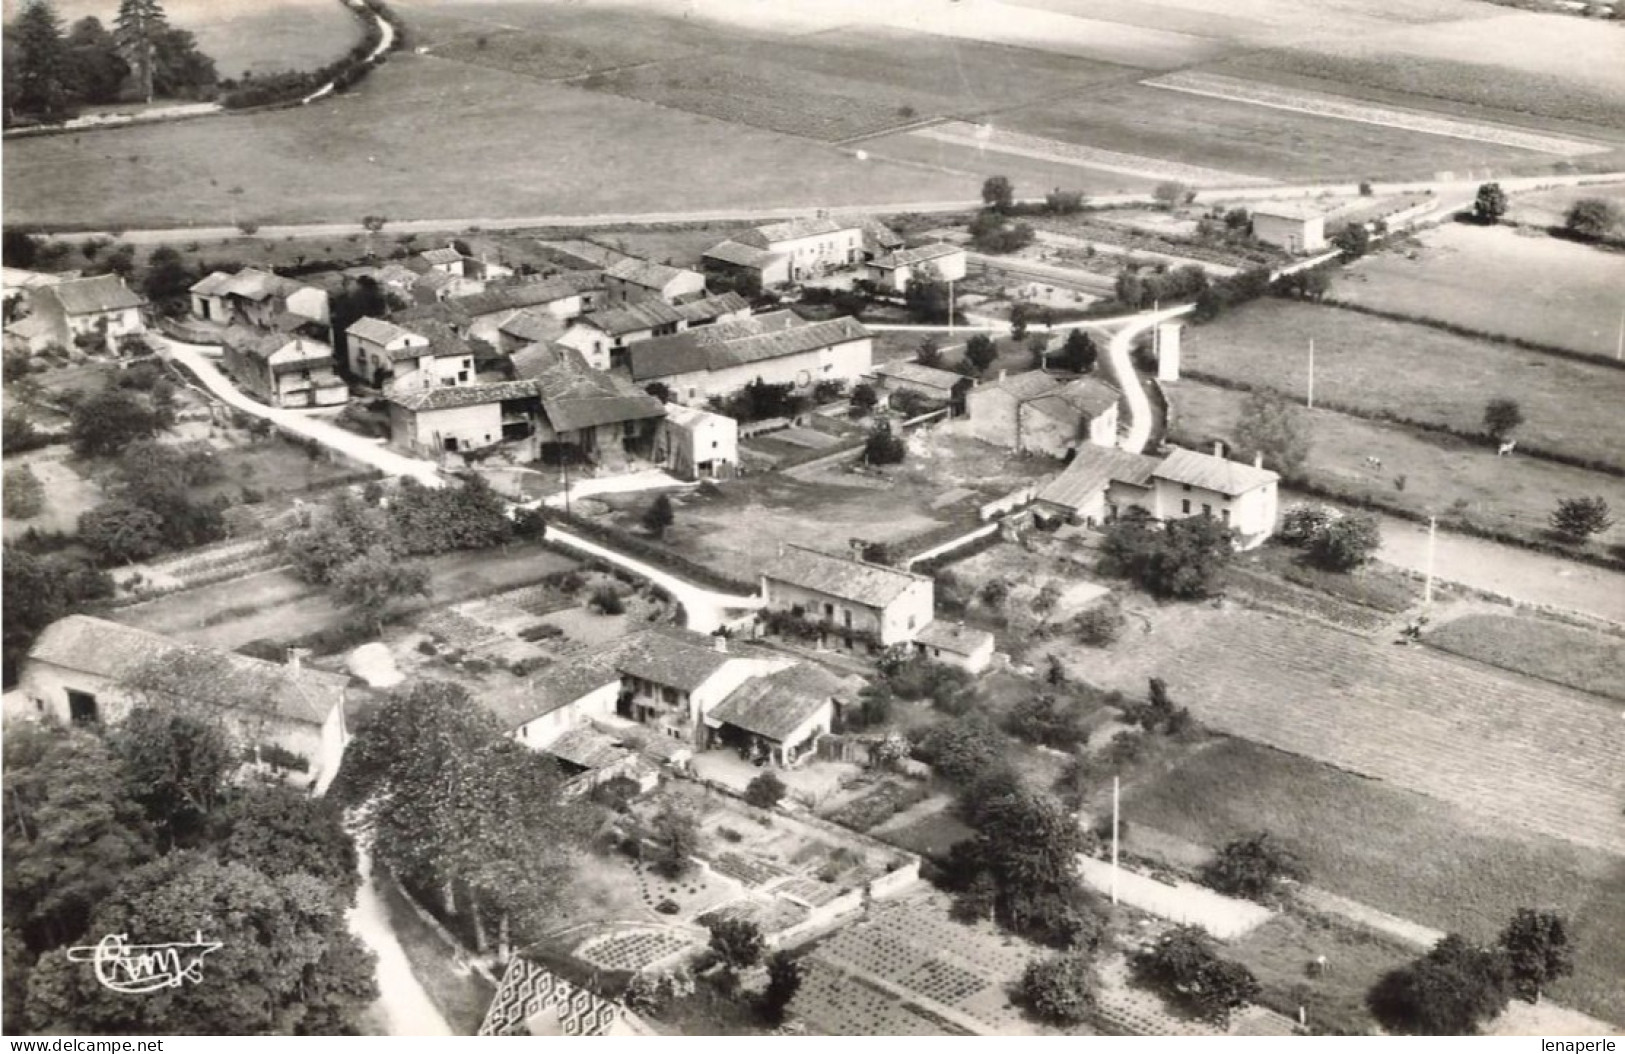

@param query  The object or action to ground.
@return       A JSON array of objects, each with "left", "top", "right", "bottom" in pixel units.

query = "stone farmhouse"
[
  {"left": 603, "top": 257, "right": 707, "bottom": 305},
  {"left": 20, "top": 615, "right": 350, "bottom": 793},
  {"left": 220, "top": 327, "right": 348, "bottom": 409},
  {"left": 760, "top": 544, "right": 935, "bottom": 648},
  {"left": 703, "top": 216, "right": 866, "bottom": 288},
  {"left": 1251, "top": 203, "right": 1327, "bottom": 254},
  {"left": 1035, "top": 442, "right": 1281, "bottom": 548},
  {"left": 871, "top": 361, "right": 971, "bottom": 409},
  {"left": 24, "top": 274, "right": 146, "bottom": 352},
  {"left": 190, "top": 267, "right": 330, "bottom": 333},
  {"left": 556, "top": 292, "right": 751, "bottom": 371},
  {"left": 652, "top": 401, "right": 738, "bottom": 481},
  {"left": 963, "top": 369, "right": 1121, "bottom": 458},
  {"left": 448, "top": 272, "right": 607, "bottom": 345},
  {"left": 863, "top": 243, "right": 968, "bottom": 294},
  {"left": 347, "top": 317, "right": 476, "bottom": 390},
  {"left": 628, "top": 311, "right": 872, "bottom": 405}
]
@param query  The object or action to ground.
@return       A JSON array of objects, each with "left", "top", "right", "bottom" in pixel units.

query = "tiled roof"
[
  {"left": 484, "top": 653, "right": 622, "bottom": 729},
  {"left": 397, "top": 319, "right": 471, "bottom": 362},
  {"left": 914, "top": 620, "right": 995, "bottom": 657},
  {"left": 673, "top": 292, "right": 749, "bottom": 323},
  {"left": 702, "top": 240, "right": 784, "bottom": 269},
  {"left": 1154, "top": 446, "right": 1280, "bottom": 496},
  {"left": 868, "top": 243, "right": 963, "bottom": 270},
  {"left": 660, "top": 401, "right": 732, "bottom": 432},
  {"left": 609, "top": 628, "right": 732, "bottom": 693},
  {"left": 1037, "top": 444, "right": 1161, "bottom": 510},
  {"left": 498, "top": 310, "right": 565, "bottom": 345},
  {"left": 737, "top": 217, "right": 855, "bottom": 248},
  {"left": 545, "top": 727, "right": 632, "bottom": 771},
  {"left": 535, "top": 240, "right": 631, "bottom": 270},
  {"left": 708, "top": 663, "right": 847, "bottom": 742},
  {"left": 392, "top": 301, "right": 473, "bottom": 330},
  {"left": 415, "top": 270, "right": 463, "bottom": 294},
  {"left": 605, "top": 257, "right": 694, "bottom": 291},
  {"left": 874, "top": 361, "right": 964, "bottom": 393},
  {"left": 27, "top": 614, "right": 346, "bottom": 726},
  {"left": 580, "top": 299, "right": 685, "bottom": 336},
  {"left": 628, "top": 315, "right": 869, "bottom": 382},
  {"left": 1025, "top": 376, "right": 1119, "bottom": 428},
  {"left": 347, "top": 316, "right": 422, "bottom": 346},
  {"left": 48, "top": 275, "right": 145, "bottom": 315},
  {"left": 981, "top": 369, "right": 1061, "bottom": 401},
  {"left": 764, "top": 544, "right": 929, "bottom": 609},
  {"left": 450, "top": 276, "right": 592, "bottom": 319},
  {"left": 862, "top": 218, "right": 905, "bottom": 251},
  {"left": 1252, "top": 202, "right": 1324, "bottom": 222},
  {"left": 420, "top": 247, "right": 466, "bottom": 266},
  {"left": 388, "top": 377, "right": 537, "bottom": 413},
  {"left": 509, "top": 342, "right": 569, "bottom": 380},
  {"left": 5, "top": 315, "right": 54, "bottom": 340},
  {"left": 531, "top": 348, "right": 665, "bottom": 432},
  {"left": 189, "top": 271, "right": 234, "bottom": 297},
  {"left": 194, "top": 267, "right": 305, "bottom": 303}
]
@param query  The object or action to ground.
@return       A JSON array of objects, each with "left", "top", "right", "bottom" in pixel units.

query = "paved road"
[
  {"left": 347, "top": 840, "right": 454, "bottom": 1037},
  {"left": 1099, "top": 304, "right": 1194, "bottom": 454}
]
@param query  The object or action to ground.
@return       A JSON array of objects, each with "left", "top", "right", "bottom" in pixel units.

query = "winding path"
[
  {"left": 347, "top": 840, "right": 454, "bottom": 1037},
  {"left": 1098, "top": 304, "right": 1193, "bottom": 454}
]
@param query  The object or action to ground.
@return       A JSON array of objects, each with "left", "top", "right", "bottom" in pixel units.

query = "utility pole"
[
  {"left": 1307, "top": 338, "right": 1315, "bottom": 409},
  {"left": 1110, "top": 775, "right": 1121, "bottom": 906},
  {"left": 947, "top": 279, "right": 955, "bottom": 337},
  {"left": 1615, "top": 304, "right": 1623, "bottom": 361},
  {"left": 1423, "top": 515, "right": 1437, "bottom": 608}
]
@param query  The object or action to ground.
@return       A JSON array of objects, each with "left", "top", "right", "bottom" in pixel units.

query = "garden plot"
[
  {"left": 1, "top": 453, "right": 101, "bottom": 540},
  {"left": 573, "top": 929, "right": 694, "bottom": 974},
  {"left": 1145, "top": 71, "right": 1611, "bottom": 156},
  {"left": 791, "top": 959, "right": 959, "bottom": 1036}
]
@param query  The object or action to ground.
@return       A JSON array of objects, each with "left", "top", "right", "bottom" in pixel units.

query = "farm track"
[
  {"left": 1084, "top": 610, "right": 1625, "bottom": 856},
  {"left": 912, "top": 121, "right": 1277, "bottom": 187}
]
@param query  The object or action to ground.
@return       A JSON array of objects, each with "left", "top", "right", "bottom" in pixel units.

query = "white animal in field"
[
  {"left": 1364, "top": 456, "right": 1383, "bottom": 470},
  {"left": 1497, "top": 440, "right": 1517, "bottom": 457}
]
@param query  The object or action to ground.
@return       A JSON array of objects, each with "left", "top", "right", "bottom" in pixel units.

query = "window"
[
  {"left": 1182, "top": 484, "right": 1192, "bottom": 492},
  {"left": 1181, "top": 499, "right": 1191, "bottom": 514},
  {"left": 66, "top": 689, "right": 98, "bottom": 726},
  {"left": 908, "top": 614, "right": 916, "bottom": 630},
  {"left": 457, "top": 371, "right": 468, "bottom": 383},
  {"left": 1202, "top": 504, "right": 1212, "bottom": 516},
  {"left": 1222, "top": 508, "right": 1231, "bottom": 525},
  {"left": 824, "top": 603, "right": 834, "bottom": 618}
]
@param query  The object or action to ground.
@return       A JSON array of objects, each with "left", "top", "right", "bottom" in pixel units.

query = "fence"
[
  {"left": 902, "top": 522, "right": 999, "bottom": 570},
  {"left": 980, "top": 484, "right": 1040, "bottom": 521}
]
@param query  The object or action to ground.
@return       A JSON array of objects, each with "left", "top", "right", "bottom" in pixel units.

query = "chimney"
[
  {"left": 714, "top": 635, "right": 728, "bottom": 654},
  {"left": 1254, "top": 451, "right": 1264, "bottom": 470},
  {"left": 1212, "top": 441, "right": 1223, "bottom": 458},
  {"left": 286, "top": 647, "right": 306, "bottom": 673}
]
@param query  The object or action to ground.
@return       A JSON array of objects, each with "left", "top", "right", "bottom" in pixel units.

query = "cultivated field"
[
  {"left": 1049, "top": 603, "right": 1625, "bottom": 854},
  {"left": 1425, "top": 612, "right": 1625, "bottom": 705},
  {"left": 1, "top": 0, "right": 364, "bottom": 81},
  {"left": 856, "top": 132, "right": 1163, "bottom": 197},
  {"left": 1180, "top": 298, "right": 1625, "bottom": 467},
  {"left": 1126, "top": 737, "right": 1625, "bottom": 1025},
  {"left": 1334, "top": 225, "right": 1625, "bottom": 359},
  {"left": 1169, "top": 380, "right": 1625, "bottom": 550},
  {"left": 0, "top": 55, "right": 974, "bottom": 229}
]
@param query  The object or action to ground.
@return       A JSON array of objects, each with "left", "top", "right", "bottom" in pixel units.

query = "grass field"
[
  {"left": 1167, "top": 379, "right": 1625, "bottom": 550},
  {"left": 1507, "top": 181, "right": 1625, "bottom": 228},
  {"left": 0, "top": 55, "right": 974, "bottom": 229},
  {"left": 2, "top": 0, "right": 364, "bottom": 80},
  {"left": 1181, "top": 298, "right": 1625, "bottom": 468},
  {"left": 857, "top": 132, "right": 1164, "bottom": 196},
  {"left": 1125, "top": 737, "right": 1625, "bottom": 1025},
  {"left": 1334, "top": 226, "right": 1625, "bottom": 359},
  {"left": 1425, "top": 612, "right": 1625, "bottom": 705},
  {"left": 1226, "top": 911, "right": 1412, "bottom": 1036}
]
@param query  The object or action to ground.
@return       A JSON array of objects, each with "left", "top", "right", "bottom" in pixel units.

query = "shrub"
[
  {"left": 1201, "top": 832, "right": 1307, "bottom": 903},
  {"left": 1022, "top": 951, "right": 1099, "bottom": 1025},
  {"left": 707, "top": 917, "right": 765, "bottom": 972},
  {"left": 588, "top": 584, "right": 626, "bottom": 615},
  {"left": 1367, "top": 934, "right": 1510, "bottom": 1035},
  {"left": 864, "top": 421, "right": 906, "bottom": 465},
  {"left": 4, "top": 465, "right": 46, "bottom": 520},
  {"left": 649, "top": 806, "right": 700, "bottom": 878},
  {"left": 1549, "top": 496, "right": 1613, "bottom": 541},
  {"left": 745, "top": 771, "right": 787, "bottom": 810},
  {"left": 1307, "top": 513, "right": 1381, "bottom": 572},
  {"left": 1073, "top": 597, "right": 1124, "bottom": 646},
  {"left": 1006, "top": 693, "right": 1092, "bottom": 752},
  {"left": 1279, "top": 503, "right": 1340, "bottom": 547},
  {"left": 1133, "top": 925, "right": 1260, "bottom": 1027}
]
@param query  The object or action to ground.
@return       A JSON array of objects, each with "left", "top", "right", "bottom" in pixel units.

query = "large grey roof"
[
  {"left": 764, "top": 544, "right": 930, "bottom": 609},
  {"left": 49, "top": 275, "right": 145, "bottom": 315},
  {"left": 1037, "top": 444, "right": 1162, "bottom": 510},
  {"left": 1154, "top": 446, "right": 1280, "bottom": 497},
  {"left": 629, "top": 315, "right": 869, "bottom": 382},
  {"left": 708, "top": 663, "right": 850, "bottom": 742}
]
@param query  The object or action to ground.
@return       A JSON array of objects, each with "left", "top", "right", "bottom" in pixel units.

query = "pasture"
[
  {"left": 1424, "top": 612, "right": 1625, "bottom": 705},
  {"left": 1, "top": 0, "right": 364, "bottom": 81},
  {"left": 1507, "top": 181, "right": 1625, "bottom": 228},
  {"left": 1166, "top": 380, "right": 1625, "bottom": 550},
  {"left": 1181, "top": 297, "right": 1625, "bottom": 467},
  {"left": 1125, "top": 737, "right": 1625, "bottom": 1025},
  {"left": 0, "top": 55, "right": 973, "bottom": 229},
  {"left": 1335, "top": 225, "right": 1625, "bottom": 359}
]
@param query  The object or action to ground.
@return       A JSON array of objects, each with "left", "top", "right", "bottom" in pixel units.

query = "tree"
[
  {"left": 1563, "top": 198, "right": 1622, "bottom": 241},
  {"left": 13, "top": 0, "right": 72, "bottom": 118},
  {"left": 331, "top": 546, "right": 431, "bottom": 630},
  {"left": 745, "top": 771, "right": 787, "bottom": 810},
  {"left": 1482, "top": 398, "right": 1524, "bottom": 444},
  {"left": 23, "top": 851, "right": 377, "bottom": 1035},
  {"left": 1549, "top": 496, "right": 1613, "bottom": 541},
  {"left": 64, "top": 16, "right": 128, "bottom": 104},
  {"left": 1153, "top": 181, "right": 1189, "bottom": 210},
  {"left": 644, "top": 381, "right": 673, "bottom": 403},
  {"left": 149, "top": 24, "right": 215, "bottom": 98},
  {"left": 1201, "top": 832, "right": 1307, "bottom": 903},
  {"left": 911, "top": 713, "right": 1006, "bottom": 787},
  {"left": 78, "top": 498, "right": 166, "bottom": 564},
  {"left": 1133, "top": 925, "right": 1260, "bottom": 1026},
  {"left": 864, "top": 421, "right": 906, "bottom": 465},
  {"left": 1332, "top": 224, "right": 1371, "bottom": 258},
  {"left": 969, "top": 211, "right": 1035, "bottom": 254},
  {"left": 1232, "top": 391, "right": 1310, "bottom": 481},
  {"left": 761, "top": 951, "right": 803, "bottom": 1025},
  {"left": 1307, "top": 513, "right": 1381, "bottom": 572},
  {"left": 141, "top": 244, "right": 196, "bottom": 313},
  {"left": 3, "top": 726, "right": 156, "bottom": 954},
  {"left": 3, "top": 229, "right": 41, "bottom": 269},
  {"left": 1021, "top": 951, "right": 1098, "bottom": 1025},
  {"left": 1010, "top": 302, "right": 1031, "bottom": 341},
  {"left": 1102, "top": 511, "right": 1234, "bottom": 600},
  {"left": 965, "top": 333, "right": 999, "bottom": 374},
  {"left": 957, "top": 789, "right": 1102, "bottom": 949},
  {"left": 982, "top": 175, "right": 1015, "bottom": 213},
  {"left": 114, "top": 0, "right": 169, "bottom": 103},
  {"left": 1499, "top": 909, "right": 1573, "bottom": 1004},
  {"left": 69, "top": 388, "right": 164, "bottom": 457},
  {"left": 1473, "top": 182, "right": 1507, "bottom": 224},
  {"left": 850, "top": 383, "right": 878, "bottom": 414},
  {"left": 1007, "top": 693, "right": 1090, "bottom": 752},
  {"left": 1073, "top": 596, "right": 1123, "bottom": 647},
  {"left": 708, "top": 917, "right": 765, "bottom": 972},
  {"left": 1, "top": 548, "right": 113, "bottom": 683},
  {"left": 1368, "top": 933, "right": 1511, "bottom": 1035},
  {"left": 1060, "top": 329, "right": 1098, "bottom": 374},
  {"left": 214, "top": 784, "right": 360, "bottom": 900},
  {"left": 916, "top": 337, "right": 943, "bottom": 368},
  {"left": 286, "top": 491, "right": 394, "bottom": 585},
  {"left": 649, "top": 805, "right": 700, "bottom": 878},
  {"left": 4, "top": 464, "right": 45, "bottom": 519},
  {"left": 106, "top": 706, "right": 235, "bottom": 850},
  {"left": 642, "top": 493, "right": 675, "bottom": 539},
  {"left": 904, "top": 263, "right": 951, "bottom": 324}
]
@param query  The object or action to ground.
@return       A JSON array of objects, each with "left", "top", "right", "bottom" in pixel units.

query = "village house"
[
  {"left": 863, "top": 243, "right": 968, "bottom": 294},
  {"left": 221, "top": 327, "right": 348, "bottom": 409},
  {"left": 653, "top": 401, "right": 738, "bottom": 480},
  {"left": 357, "top": 319, "right": 476, "bottom": 391},
  {"left": 912, "top": 621, "right": 997, "bottom": 675},
  {"left": 26, "top": 274, "right": 146, "bottom": 352},
  {"left": 861, "top": 218, "right": 906, "bottom": 258},
  {"left": 412, "top": 244, "right": 514, "bottom": 283},
  {"left": 963, "top": 369, "right": 1121, "bottom": 458},
  {"left": 703, "top": 216, "right": 865, "bottom": 288},
  {"left": 556, "top": 292, "right": 751, "bottom": 371},
  {"left": 190, "top": 268, "right": 330, "bottom": 331},
  {"left": 628, "top": 312, "right": 872, "bottom": 406},
  {"left": 871, "top": 360, "right": 972, "bottom": 409},
  {"left": 21, "top": 615, "right": 350, "bottom": 794},
  {"left": 449, "top": 273, "right": 605, "bottom": 345},
  {"left": 1250, "top": 203, "right": 1327, "bottom": 254},
  {"left": 495, "top": 310, "right": 567, "bottom": 354},
  {"left": 761, "top": 544, "right": 935, "bottom": 648},
  {"left": 1033, "top": 442, "right": 1280, "bottom": 548},
  {"left": 410, "top": 268, "right": 484, "bottom": 304},
  {"left": 345, "top": 316, "right": 429, "bottom": 379},
  {"left": 705, "top": 662, "right": 855, "bottom": 768},
  {"left": 3, "top": 268, "right": 75, "bottom": 351},
  {"left": 603, "top": 257, "right": 708, "bottom": 305}
]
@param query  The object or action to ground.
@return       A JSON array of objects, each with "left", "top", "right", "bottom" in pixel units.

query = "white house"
[
  {"left": 190, "top": 268, "right": 329, "bottom": 330},
  {"left": 912, "top": 621, "right": 996, "bottom": 675},
  {"left": 28, "top": 275, "right": 146, "bottom": 352},
  {"left": 761, "top": 544, "right": 935, "bottom": 648},
  {"left": 964, "top": 370, "right": 1120, "bottom": 458},
  {"left": 864, "top": 243, "right": 968, "bottom": 294},
  {"left": 346, "top": 316, "right": 429, "bottom": 380},
  {"left": 1145, "top": 445, "right": 1280, "bottom": 549},
  {"left": 1251, "top": 203, "right": 1327, "bottom": 254},
  {"left": 703, "top": 216, "right": 865, "bottom": 288},
  {"left": 653, "top": 402, "right": 738, "bottom": 480},
  {"left": 21, "top": 615, "right": 350, "bottom": 794},
  {"left": 628, "top": 312, "right": 872, "bottom": 406},
  {"left": 603, "top": 257, "right": 707, "bottom": 305},
  {"left": 221, "top": 328, "right": 348, "bottom": 409}
]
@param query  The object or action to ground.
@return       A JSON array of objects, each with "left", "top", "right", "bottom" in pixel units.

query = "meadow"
[
  {"left": 1424, "top": 612, "right": 1625, "bottom": 704},
  {"left": 1506, "top": 181, "right": 1625, "bottom": 228},
  {"left": 1180, "top": 298, "right": 1625, "bottom": 468},
  {"left": 1125, "top": 737, "right": 1625, "bottom": 1025},
  {"left": 1333, "top": 225, "right": 1625, "bottom": 359},
  {"left": 1167, "top": 380, "right": 1625, "bottom": 549},
  {"left": 0, "top": 55, "right": 974, "bottom": 229}
]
